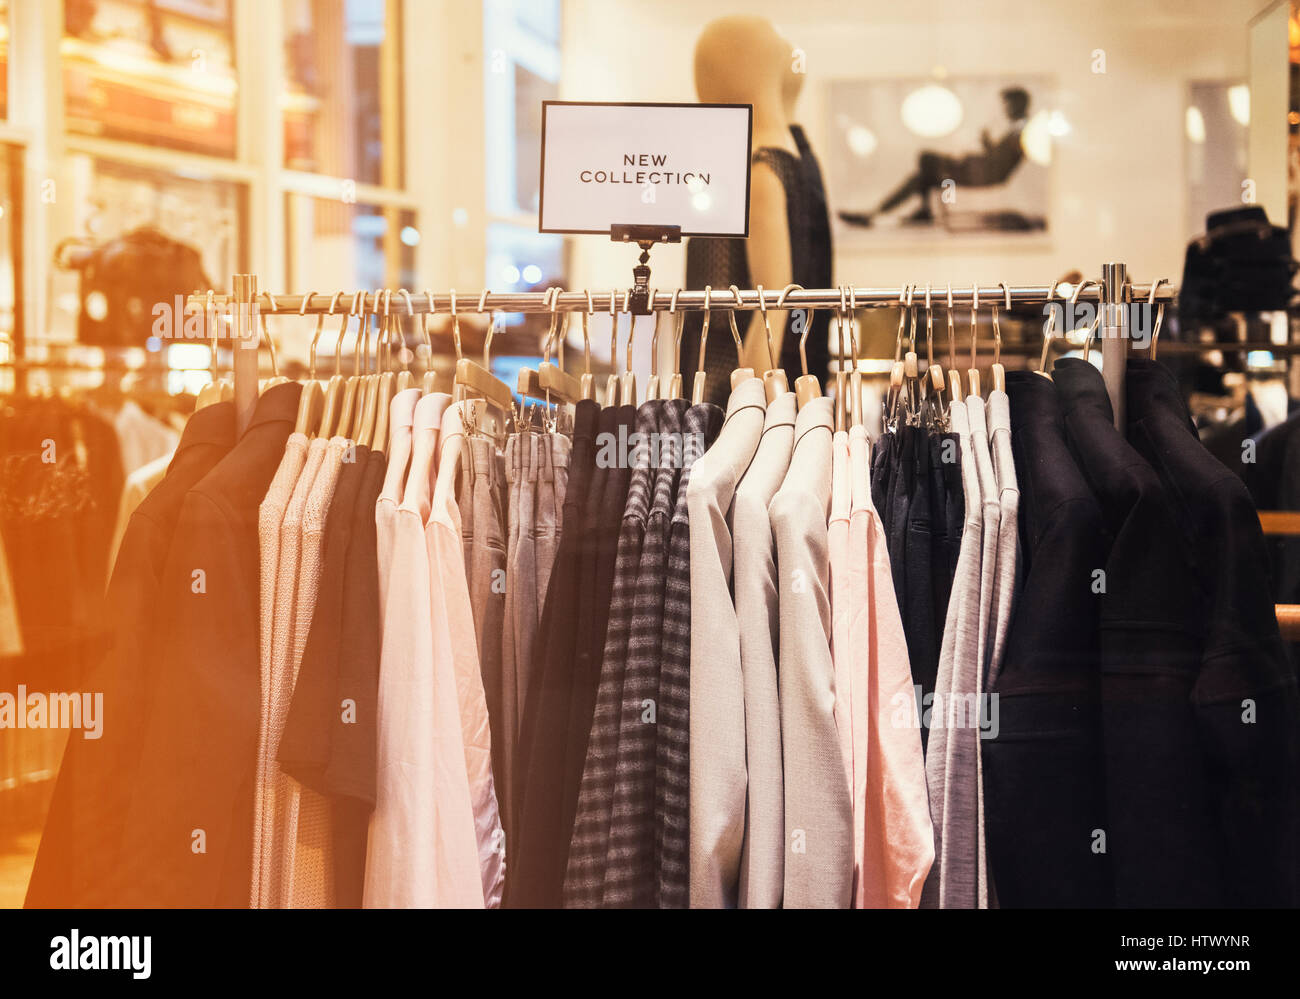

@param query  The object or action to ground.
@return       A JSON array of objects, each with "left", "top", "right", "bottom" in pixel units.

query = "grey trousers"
[{"left": 499, "top": 431, "right": 571, "bottom": 853}]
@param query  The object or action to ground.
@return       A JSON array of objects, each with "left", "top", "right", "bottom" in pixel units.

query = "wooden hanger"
[
  {"left": 990, "top": 281, "right": 1009, "bottom": 393},
  {"left": 726, "top": 285, "right": 755, "bottom": 390},
  {"left": 452, "top": 289, "right": 515, "bottom": 434},
  {"left": 619, "top": 290, "right": 638, "bottom": 404},
  {"left": 519, "top": 287, "right": 579, "bottom": 405},
  {"left": 419, "top": 288, "right": 438, "bottom": 395},
  {"left": 317, "top": 291, "right": 349, "bottom": 437},
  {"left": 293, "top": 291, "right": 326, "bottom": 434},
  {"left": 335, "top": 290, "right": 369, "bottom": 440},
  {"left": 691, "top": 285, "right": 715, "bottom": 405},
  {"left": 833, "top": 287, "right": 848, "bottom": 432},
  {"left": 372, "top": 298, "right": 398, "bottom": 454},
  {"left": 577, "top": 290, "right": 597, "bottom": 402},
  {"left": 357, "top": 290, "right": 390, "bottom": 448},
  {"left": 667, "top": 288, "right": 686, "bottom": 400},
  {"left": 1035, "top": 280, "right": 1060, "bottom": 380},
  {"left": 644, "top": 288, "right": 661, "bottom": 401},
  {"left": 258, "top": 293, "right": 288, "bottom": 391},
  {"left": 394, "top": 289, "right": 416, "bottom": 393},
  {"left": 923, "top": 284, "right": 945, "bottom": 401},
  {"left": 847, "top": 286, "right": 864, "bottom": 428},
  {"left": 755, "top": 284, "right": 787, "bottom": 402},
  {"left": 779, "top": 283, "right": 821, "bottom": 408},
  {"left": 604, "top": 290, "right": 621, "bottom": 407},
  {"left": 966, "top": 284, "right": 982, "bottom": 399}
]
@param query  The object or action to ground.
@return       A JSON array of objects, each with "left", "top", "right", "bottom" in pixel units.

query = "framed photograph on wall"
[{"left": 827, "top": 75, "right": 1058, "bottom": 243}]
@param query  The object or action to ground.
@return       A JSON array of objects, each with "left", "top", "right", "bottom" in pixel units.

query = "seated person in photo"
[{"left": 841, "top": 86, "right": 1030, "bottom": 227}]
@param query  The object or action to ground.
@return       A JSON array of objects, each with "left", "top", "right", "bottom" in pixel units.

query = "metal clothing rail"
[
  {"left": 188, "top": 282, "right": 1175, "bottom": 317},
  {"left": 191, "top": 264, "right": 1173, "bottom": 436}
]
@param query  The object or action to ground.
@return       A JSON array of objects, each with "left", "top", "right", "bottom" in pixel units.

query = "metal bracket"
[{"left": 611, "top": 224, "right": 681, "bottom": 315}]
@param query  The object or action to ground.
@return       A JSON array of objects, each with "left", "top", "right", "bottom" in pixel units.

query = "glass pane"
[
  {"left": 484, "top": 0, "right": 561, "bottom": 217},
  {"left": 1186, "top": 81, "right": 1249, "bottom": 237},
  {"left": 0, "top": 0, "right": 9, "bottom": 119},
  {"left": 46, "top": 157, "right": 246, "bottom": 356},
  {"left": 62, "top": 0, "right": 238, "bottom": 158},
  {"left": 282, "top": 0, "right": 403, "bottom": 187},
  {"left": 281, "top": 192, "right": 416, "bottom": 374},
  {"left": 0, "top": 144, "right": 19, "bottom": 391}
]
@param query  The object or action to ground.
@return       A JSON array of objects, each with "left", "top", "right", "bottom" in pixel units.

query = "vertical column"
[{"left": 1101, "top": 261, "right": 1128, "bottom": 433}]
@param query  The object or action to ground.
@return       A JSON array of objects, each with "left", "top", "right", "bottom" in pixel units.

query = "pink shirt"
[
  {"left": 854, "top": 426, "right": 933, "bottom": 907},
  {"left": 366, "top": 391, "right": 484, "bottom": 907},
  {"left": 427, "top": 402, "right": 506, "bottom": 908}
]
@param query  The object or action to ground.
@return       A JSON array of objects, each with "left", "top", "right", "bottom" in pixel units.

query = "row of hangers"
[{"left": 193, "top": 275, "right": 1171, "bottom": 449}]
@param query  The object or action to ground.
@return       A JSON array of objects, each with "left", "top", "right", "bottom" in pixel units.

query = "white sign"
[{"left": 539, "top": 101, "right": 753, "bottom": 236}]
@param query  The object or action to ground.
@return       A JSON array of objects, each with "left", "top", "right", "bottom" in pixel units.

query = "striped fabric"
[
  {"left": 654, "top": 403, "right": 725, "bottom": 908},
  {"left": 601, "top": 398, "right": 690, "bottom": 906},
  {"left": 562, "top": 401, "right": 664, "bottom": 906}
]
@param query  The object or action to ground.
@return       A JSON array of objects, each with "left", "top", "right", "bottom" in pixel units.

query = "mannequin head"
[
  {"left": 694, "top": 15, "right": 788, "bottom": 113},
  {"left": 781, "top": 36, "right": 804, "bottom": 119}
]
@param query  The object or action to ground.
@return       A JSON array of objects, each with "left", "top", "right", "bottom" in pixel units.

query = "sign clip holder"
[{"left": 611, "top": 224, "right": 681, "bottom": 315}]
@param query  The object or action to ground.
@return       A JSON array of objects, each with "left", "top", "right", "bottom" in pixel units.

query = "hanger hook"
[
  {"left": 848, "top": 285, "right": 859, "bottom": 366},
  {"left": 894, "top": 284, "right": 910, "bottom": 363},
  {"left": 302, "top": 291, "right": 322, "bottom": 379},
  {"left": 448, "top": 289, "right": 463, "bottom": 361},
  {"left": 969, "top": 284, "right": 980, "bottom": 370},
  {"left": 697, "top": 285, "right": 713, "bottom": 374},
  {"left": 946, "top": 282, "right": 956, "bottom": 372},
  {"left": 648, "top": 287, "right": 660, "bottom": 377},
  {"left": 544, "top": 286, "right": 561, "bottom": 361},
  {"left": 256, "top": 292, "right": 280, "bottom": 378},
  {"left": 776, "top": 283, "right": 812, "bottom": 376},
  {"left": 621, "top": 290, "right": 636, "bottom": 374},
  {"left": 670, "top": 287, "right": 685, "bottom": 376},
  {"left": 727, "top": 284, "right": 745, "bottom": 363},
  {"left": 754, "top": 283, "right": 776, "bottom": 370},
  {"left": 992, "top": 280, "right": 1010, "bottom": 367},
  {"left": 1148, "top": 277, "right": 1169, "bottom": 358},
  {"left": 581, "top": 289, "right": 594, "bottom": 375},
  {"left": 906, "top": 283, "right": 917, "bottom": 354},
  {"left": 1039, "top": 280, "right": 1059, "bottom": 373}
]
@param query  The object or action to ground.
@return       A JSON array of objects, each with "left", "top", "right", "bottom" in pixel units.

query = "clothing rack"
[{"left": 190, "top": 262, "right": 1175, "bottom": 437}]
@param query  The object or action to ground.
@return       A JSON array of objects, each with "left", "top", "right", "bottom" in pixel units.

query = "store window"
[
  {"left": 483, "top": 0, "right": 564, "bottom": 324},
  {"left": 282, "top": 0, "right": 403, "bottom": 188},
  {"left": 49, "top": 157, "right": 246, "bottom": 347},
  {"left": 61, "top": 0, "right": 238, "bottom": 158},
  {"left": 282, "top": 192, "right": 416, "bottom": 370},
  {"left": 0, "top": 0, "right": 9, "bottom": 120}
]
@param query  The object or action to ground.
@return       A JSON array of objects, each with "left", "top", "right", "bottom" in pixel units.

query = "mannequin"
[
  {"left": 685, "top": 16, "right": 800, "bottom": 401},
  {"left": 681, "top": 17, "right": 832, "bottom": 403},
  {"left": 781, "top": 38, "right": 834, "bottom": 385}
]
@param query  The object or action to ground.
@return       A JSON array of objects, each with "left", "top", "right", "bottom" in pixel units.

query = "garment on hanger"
[
  {"left": 565, "top": 399, "right": 664, "bottom": 906},
  {"left": 982, "top": 370, "right": 1111, "bottom": 908},
  {"left": 1125, "top": 357, "right": 1299, "bottom": 906},
  {"left": 850, "top": 423, "right": 933, "bottom": 907},
  {"left": 689, "top": 376, "right": 766, "bottom": 909},
  {"left": 510, "top": 399, "right": 600, "bottom": 907},
  {"left": 654, "top": 401, "right": 725, "bottom": 908},
  {"left": 117, "top": 383, "right": 301, "bottom": 907},
  {"left": 25, "top": 401, "right": 236, "bottom": 908},
  {"left": 429, "top": 403, "right": 505, "bottom": 908},
  {"left": 458, "top": 434, "right": 508, "bottom": 833},
  {"left": 732, "top": 390, "right": 795, "bottom": 909},
  {"left": 603, "top": 397, "right": 689, "bottom": 906},
  {"left": 500, "top": 429, "right": 571, "bottom": 863},
  {"left": 771, "top": 395, "right": 853, "bottom": 908},
  {"left": 1055, "top": 357, "right": 1221, "bottom": 907},
  {"left": 366, "top": 391, "right": 484, "bottom": 907},
  {"left": 922, "top": 394, "right": 983, "bottom": 909}
]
